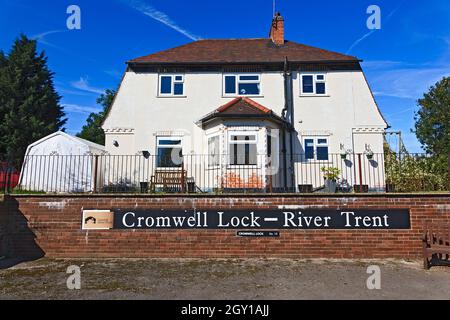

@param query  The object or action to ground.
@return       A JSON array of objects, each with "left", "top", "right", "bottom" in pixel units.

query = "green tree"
[
  {"left": 0, "top": 34, "right": 66, "bottom": 164},
  {"left": 414, "top": 77, "right": 450, "bottom": 155},
  {"left": 76, "top": 89, "right": 116, "bottom": 145}
]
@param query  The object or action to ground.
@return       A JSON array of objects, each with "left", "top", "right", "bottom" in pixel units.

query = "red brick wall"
[{"left": 0, "top": 194, "right": 449, "bottom": 258}]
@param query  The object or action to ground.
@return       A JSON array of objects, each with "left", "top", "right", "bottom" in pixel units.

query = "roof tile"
[{"left": 128, "top": 39, "right": 358, "bottom": 64}]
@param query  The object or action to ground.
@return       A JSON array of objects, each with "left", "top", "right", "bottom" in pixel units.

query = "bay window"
[
  {"left": 229, "top": 133, "right": 257, "bottom": 165},
  {"left": 208, "top": 135, "right": 220, "bottom": 167}
]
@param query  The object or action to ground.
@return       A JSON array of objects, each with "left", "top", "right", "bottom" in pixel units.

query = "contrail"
[
  {"left": 346, "top": 3, "right": 404, "bottom": 54},
  {"left": 120, "top": 0, "right": 202, "bottom": 41}
]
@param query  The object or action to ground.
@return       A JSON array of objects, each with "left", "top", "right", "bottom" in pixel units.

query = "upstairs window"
[
  {"left": 224, "top": 74, "right": 260, "bottom": 96},
  {"left": 300, "top": 74, "right": 326, "bottom": 95},
  {"left": 159, "top": 74, "right": 184, "bottom": 96},
  {"left": 304, "top": 137, "right": 329, "bottom": 161}
]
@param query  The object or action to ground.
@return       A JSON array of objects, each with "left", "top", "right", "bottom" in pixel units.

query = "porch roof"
[{"left": 196, "top": 97, "right": 292, "bottom": 128}]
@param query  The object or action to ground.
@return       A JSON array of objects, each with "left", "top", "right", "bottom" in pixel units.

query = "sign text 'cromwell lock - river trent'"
[{"left": 90, "top": 209, "right": 411, "bottom": 230}]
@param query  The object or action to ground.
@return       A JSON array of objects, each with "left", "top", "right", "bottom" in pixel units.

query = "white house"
[
  {"left": 102, "top": 13, "right": 388, "bottom": 192},
  {"left": 19, "top": 131, "right": 105, "bottom": 192}
]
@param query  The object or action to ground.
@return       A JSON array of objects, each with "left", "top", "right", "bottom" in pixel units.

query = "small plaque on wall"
[
  {"left": 82, "top": 210, "right": 114, "bottom": 230},
  {"left": 237, "top": 231, "right": 280, "bottom": 237}
]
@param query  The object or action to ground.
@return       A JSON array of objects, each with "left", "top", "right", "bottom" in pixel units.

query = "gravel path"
[{"left": 0, "top": 258, "right": 449, "bottom": 300}]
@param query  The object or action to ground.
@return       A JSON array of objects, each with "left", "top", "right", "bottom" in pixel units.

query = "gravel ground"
[{"left": 0, "top": 257, "right": 449, "bottom": 300}]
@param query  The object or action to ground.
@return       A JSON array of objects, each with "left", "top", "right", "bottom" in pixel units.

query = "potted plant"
[
  {"left": 321, "top": 166, "right": 341, "bottom": 193},
  {"left": 365, "top": 149, "right": 374, "bottom": 160},
  {"left": 298, "top": 184, "right": 313, "bottom": 193},
  {"left": 340, "top": 148, "right": 352, "bottom": 160},
  {"left": 364, "top": 145, "right": 374, "bottom": 160}
]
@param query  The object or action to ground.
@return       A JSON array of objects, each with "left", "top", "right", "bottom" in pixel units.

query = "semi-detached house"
[{"left": 102, "top": 13, "right": 388, "bottom": 192}]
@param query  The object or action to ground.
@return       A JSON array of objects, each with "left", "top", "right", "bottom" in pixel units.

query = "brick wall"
[{"left": 0, "top": 194, "right": 449, "bottom": 259}]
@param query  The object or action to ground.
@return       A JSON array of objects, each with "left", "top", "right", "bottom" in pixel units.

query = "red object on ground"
[{"left": 0, "top": 162, "right": 20, "bottom": 190}]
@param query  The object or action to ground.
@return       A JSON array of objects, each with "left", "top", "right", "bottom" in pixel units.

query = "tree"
[
  {"left": 414, "top": 77, "right": 450, "bottom": 156},
  {"left": 76, "top": 89, "right": 116, "bottom": 145},
  {"left": 0, "top": 34, "right": 66, "bottom": 164}
]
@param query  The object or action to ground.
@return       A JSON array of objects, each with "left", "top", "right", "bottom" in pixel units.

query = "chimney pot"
[{"left": 269, "top": 12, "right": 284, "bottom": 46}]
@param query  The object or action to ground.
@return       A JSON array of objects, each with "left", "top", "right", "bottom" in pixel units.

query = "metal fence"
[{"left": 1, "top": 153, "right": 448, "bottom": 194}]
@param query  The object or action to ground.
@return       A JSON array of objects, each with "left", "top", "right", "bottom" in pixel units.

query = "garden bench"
[
  {"left": 150, "top": 169, "right": 187, "bottom": 193},
  {"left": 422, "top": 223, "right": 450, "bottom": 269}
]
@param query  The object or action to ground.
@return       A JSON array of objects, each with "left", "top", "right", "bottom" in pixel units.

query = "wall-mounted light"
[
  {"left": 113, "top": 140, "right": 119, "bottom": 147},
  {"left": 142, "top": 150, "right": 150, "bottom": 158}
]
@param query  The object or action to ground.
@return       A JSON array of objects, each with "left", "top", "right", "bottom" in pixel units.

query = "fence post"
[
  {"left": 358, "top": 153, "right": 363, "bottom": 188},
  {"left": 181, "top": 160, "right": 186, "bottom": 193},
  {"left": 93, "top": 155, "right": 99, "bottom": 193}
]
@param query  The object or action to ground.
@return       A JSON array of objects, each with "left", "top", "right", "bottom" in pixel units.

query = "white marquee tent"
[{"left": 19, "top": 131, "right": 105, "bottom": 193}]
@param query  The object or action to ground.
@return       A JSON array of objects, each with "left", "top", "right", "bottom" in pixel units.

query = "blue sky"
[{"left": 1, "top": 0, "right": 449, "bottom": 153}]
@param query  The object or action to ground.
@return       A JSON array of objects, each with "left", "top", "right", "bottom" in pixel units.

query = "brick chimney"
[{"left": 269, "top": 12, "right": 284, "bottom": 46}]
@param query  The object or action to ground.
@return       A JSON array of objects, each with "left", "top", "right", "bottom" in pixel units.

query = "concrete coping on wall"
[{"left": 5, "top": 192, "right": 450, "bottom": 199}]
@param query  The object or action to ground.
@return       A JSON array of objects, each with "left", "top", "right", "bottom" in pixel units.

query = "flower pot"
[
  {"left": 385, "top": 183, "right": 395, "bottom": 193},
  {"left": 139, "top": 182, "right": 148, "bottom": 193},
  {"left": 324, "top": 179, "right": 337, "bottom": 193},
  {"left": 354, "top": 184, "right": 369, "bottom": 193},
  {"left": 298, "top": 184, "right": 313, "bottom": 193}
]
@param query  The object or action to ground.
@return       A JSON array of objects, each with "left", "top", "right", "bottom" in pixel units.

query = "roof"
[
  {"left": 128, "top": 39, "right": 359, "bottom": 65},
  {"left": 197, "top": 97, "right": 291, "bottom": 127},
  {"left": 26, "top": 131, "right": 105, "bottom": 152}
]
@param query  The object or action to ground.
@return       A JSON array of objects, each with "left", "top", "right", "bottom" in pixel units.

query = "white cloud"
[
  {"left": 120, "top": 0, "right": 201, "bottom": 41},
  {"left": 370, "top": 66, "right": 450, "bottom": 99},
  {"left": 70, "top": 77, "right": 105, "bottom": 95},
  {"left": 63, "top": 104, "right": 102, "bottom": 115}
]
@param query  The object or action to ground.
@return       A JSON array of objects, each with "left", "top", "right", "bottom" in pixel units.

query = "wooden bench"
[
  {"left": 150, "top": 169, "right": 187, "bottom": 193},
  {"left": 422, "top": 223, "right": 450, "bottom": 269}
]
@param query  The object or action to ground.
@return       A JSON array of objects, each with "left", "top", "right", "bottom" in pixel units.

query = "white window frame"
[
  {"left": 158, "top": 74, "right": 185, "bottom": 97},
  {"left": 223, "top": 74, "right": 261, "bottom": 96},
  {"left": 303, "top": 137, "right": 329, "bottom": 161},
  {"left": 227, "top": 130, "right": 259, "bottom": 166},
  {"left": 156, "top": 136, "right": 183, "bottom": 168},
  {"left": 207, "top": 134, "right": 221, "bottom": 168},
  {"left": 300, "top": 73, "right": 327, "bottom": 96}
]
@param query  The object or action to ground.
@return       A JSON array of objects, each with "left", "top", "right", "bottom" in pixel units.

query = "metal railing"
[{"left": 1, "top": 153, "right": 448, "bottom": 194}]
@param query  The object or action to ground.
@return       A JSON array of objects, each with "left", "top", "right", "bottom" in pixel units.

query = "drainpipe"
[{"left": 281, "top": 56, "right": 294, "bottom": 191}]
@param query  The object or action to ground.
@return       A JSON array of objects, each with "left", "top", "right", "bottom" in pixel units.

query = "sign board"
[
  {"left": 82, "top": 210, "right": 114, "bottom": 230},
  {"left": 106, "top": 209, "right": 410, "bottom": 230},
  {"left": 237, "top": 231, "right": 280, "bottom": 237}
]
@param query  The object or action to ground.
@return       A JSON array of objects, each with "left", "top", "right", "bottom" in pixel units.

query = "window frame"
[
  {"left": 156, "top": 136, "right": 183, "bottom": 168},
  {"left": 227, "top": 131, "right": 259, "bottom": 166},
  {"left": 303, "top": 137, "right": 329, "bottom": 161},
  {"left": 223, "top": 74, "right": 261, "bottom": 96},
  {"left": 300, "top": 73, "right": 327, "bottom": 96},
  {"left": 158, "top": 74, "right": 185, "bottom": 97},
  {"left": 207, "top": 134, "right": 221, "bottom": 168}
]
